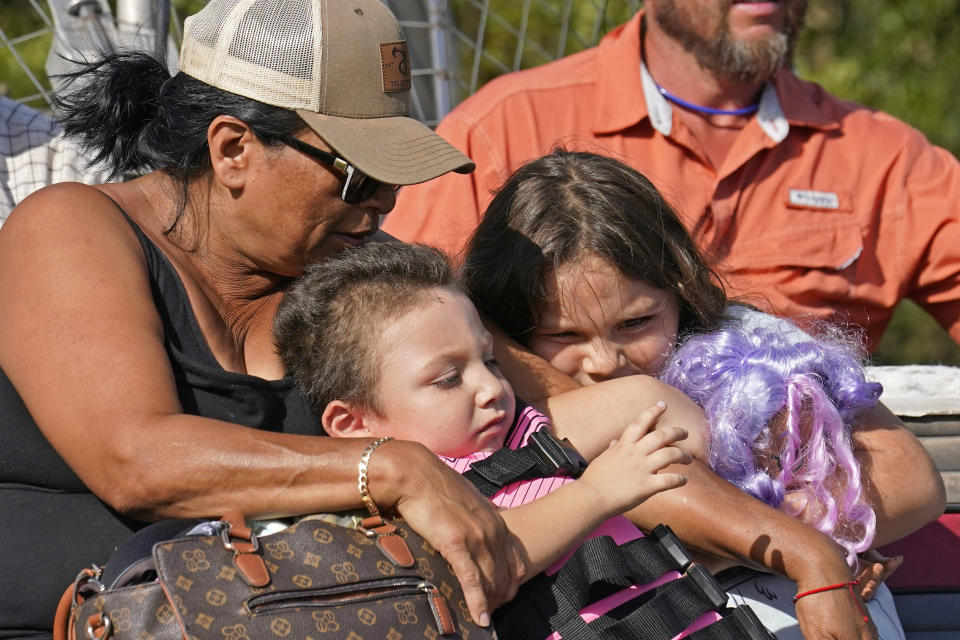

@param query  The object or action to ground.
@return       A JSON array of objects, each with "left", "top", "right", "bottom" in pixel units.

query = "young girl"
[
  {"left": 273, "top": 240, "right": 767, "bottom": 639},
  {"left": 460, "top": 149, "right": 928, "bottom": 640}
]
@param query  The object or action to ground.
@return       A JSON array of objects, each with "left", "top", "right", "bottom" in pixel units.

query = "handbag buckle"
[
  {"left": 71, "top": 565, "right": 105, "bottom": 608},
  {"left": 221, "top": 521, "right": 260, "bottom": 552},
  {"left": 85, "top": 612, "right": 113, "bottom": 640}
]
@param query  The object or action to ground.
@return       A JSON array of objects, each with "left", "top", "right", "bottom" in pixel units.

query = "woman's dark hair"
[
  {"left": 53, "top": 51, "right": 303, "bottom": 231},
  {"left": 461, "top": 149, "right": 727, "bottom": 344},
  {"left": 274, "top": 241, "right": 455, "bottom": 419}
]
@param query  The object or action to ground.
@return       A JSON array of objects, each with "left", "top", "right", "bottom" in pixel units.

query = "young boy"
[
  {"left": 273, "top": 241, "right": 733, "bottom": 637},
  {"left": 274, "top": 240, "right": 693, "bottom": 576}
]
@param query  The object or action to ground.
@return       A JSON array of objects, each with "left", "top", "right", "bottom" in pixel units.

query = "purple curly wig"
[{"left": 660, "top": 308, "right": 882, "bottom": 565}]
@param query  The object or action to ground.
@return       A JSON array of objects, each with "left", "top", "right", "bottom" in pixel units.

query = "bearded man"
[{"left": 384, "top": 0, "right": 960, "bottom": 354}]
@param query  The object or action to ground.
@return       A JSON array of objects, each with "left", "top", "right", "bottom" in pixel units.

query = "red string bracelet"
[{"left": 793, "top": 580, "right": 869, "bottom": 622}]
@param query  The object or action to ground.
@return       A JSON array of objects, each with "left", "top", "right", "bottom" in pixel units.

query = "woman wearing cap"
[{"left": 0, "top": 2, "right": 526, "bottom": 637}]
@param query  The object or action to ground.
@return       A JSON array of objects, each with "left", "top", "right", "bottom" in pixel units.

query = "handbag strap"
[
  {"left": 221, "top": 511, "right": 270, "bottom": 587},
  {"left": 361, "top": 515, "right": 415, "bottom": 567}
]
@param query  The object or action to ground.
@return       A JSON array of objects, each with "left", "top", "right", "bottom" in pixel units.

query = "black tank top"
[{"left": 0, "top": 203, "right": 321, "bottom": 638}]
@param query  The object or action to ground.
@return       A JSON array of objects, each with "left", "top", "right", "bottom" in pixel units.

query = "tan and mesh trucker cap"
[{"left": 178, "top": 0, "right": 474, "bottom": 186}]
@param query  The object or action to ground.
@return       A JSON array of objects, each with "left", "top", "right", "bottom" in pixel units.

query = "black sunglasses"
[{"left": 284, "top": 137, "right": 390, "bottom": 204}]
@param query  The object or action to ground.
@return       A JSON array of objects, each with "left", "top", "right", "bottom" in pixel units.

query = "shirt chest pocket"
[{"left": 720, "top": 189, "right": 864, "bottom": 273}]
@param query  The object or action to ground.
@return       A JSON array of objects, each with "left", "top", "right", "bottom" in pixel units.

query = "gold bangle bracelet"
[{"left": 358, "top": 436, "right": 394, "bottom": 517}]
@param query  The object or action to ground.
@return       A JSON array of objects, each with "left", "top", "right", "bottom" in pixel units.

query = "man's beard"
[{"left": 652, "top": 0, "right": 808, "bottom": 85}]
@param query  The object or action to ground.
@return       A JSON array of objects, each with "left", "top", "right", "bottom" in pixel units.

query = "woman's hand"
[
  {"left": 781, "top": 527, "right": 878, "bottom": 639},
  {"left": 793, "top": 577, "right": 878, "bottom": 639},
  {"left": 856, "top": 549, "right": 903, "bottom": 601},
  {"left": 371, "top": 439, "right": 526, "bottom": 627}
]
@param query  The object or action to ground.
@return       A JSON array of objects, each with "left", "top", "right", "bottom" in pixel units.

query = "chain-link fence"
[
  {"left": 1, "top": 0, "right": 58, "bottom": 109},
  {"left": 1, "top": 0, "right": 642, "bottom": 123},
  {"left": 445, "top": 0, "right": 640, "bottom": 102}
]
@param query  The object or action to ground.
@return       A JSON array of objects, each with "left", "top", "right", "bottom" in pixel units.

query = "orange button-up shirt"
[{"left": 384, "top": 11, "right": 960, "bottom": 351}]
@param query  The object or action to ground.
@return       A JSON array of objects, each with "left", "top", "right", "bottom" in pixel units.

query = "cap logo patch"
[{"left": 380, "top": 41, "right": 411, "bottom": 93}]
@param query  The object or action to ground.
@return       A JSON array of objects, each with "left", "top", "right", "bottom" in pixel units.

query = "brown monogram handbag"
[{"left": 54, "top": 511, "right": 495, "bottom": 640}]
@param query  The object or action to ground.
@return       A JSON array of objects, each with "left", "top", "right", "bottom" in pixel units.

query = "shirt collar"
[
  {"left": 640, "top": 60, "right": 790, "bottom": 143},
  {"left": 639, "top": 61, "right": 673, "bottom": 136},
  {"left": 594, "top": 10, "right": 838, "bottom": 140},
  {"left": 593, "top": 11, "right": 650, "bottom": 135},
  {"left": 755, "top": 80, "right": 790, "bottom": 142},
  {"left": 770, "top": 67, "right": 841, "bottom": 132}
]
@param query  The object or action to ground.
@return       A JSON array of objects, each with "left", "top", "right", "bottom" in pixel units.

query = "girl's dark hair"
[
  {"left": 53, "top": 51, "right": 303, "bottom": 230},
  {"left": 461, "top": 149, "right": 727, "bottom": 344},
  {"left": 274, "top": 241, "right": 455, "bottom": 419}
]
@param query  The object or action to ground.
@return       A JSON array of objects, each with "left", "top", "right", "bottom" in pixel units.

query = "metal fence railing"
[
  {"left": 0, "top": 0, "right": 58, "bottom": 109},
  {"left": 1, "top": 0, "right": 642, "bottom": 123}
]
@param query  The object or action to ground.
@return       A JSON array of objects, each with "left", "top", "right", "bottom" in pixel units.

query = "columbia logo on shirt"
[{"left": 788, "top": 189, "right": 841, "bottom": 210}]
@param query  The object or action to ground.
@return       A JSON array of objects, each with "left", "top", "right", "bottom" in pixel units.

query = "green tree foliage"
[
  {"left": 448, "top": 0, "right": 642, "bottom": 97},
  {"left": 0, "top": 4, "right": 54, "bottom": 110},
  {"left": 796, "top": 0, "right": 960, "bottom": 156},
  {"left": 0, "top": 0, "right": 206, "bottom": 109}
]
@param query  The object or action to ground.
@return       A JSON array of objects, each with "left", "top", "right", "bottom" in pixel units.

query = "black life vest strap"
[
  {"left": 577, "top": 565, "right": 730, "bottom": 640},
  {"left": 494, "top": 525, "right": 720, "bottom": 640},
  {"left": 687, "top": 605, "right": 777, "bottom": 640},
  {"left": 507, "top": 562, "right": 734, "bottom": 640},
  {"left": 495, "top": 523, "right": 777, "bottom": 640},
  {"left": 462, "top": 429, "right": 588, "bottom": 497},
  {"left": 548, "top": 525, "right": 692, "bottom": 604}
]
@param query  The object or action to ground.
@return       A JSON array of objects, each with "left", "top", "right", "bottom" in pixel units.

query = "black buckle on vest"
[
  {"left": 686, "top": 564, "right": 729, "bottom": 610},
  {"left": 731, "top": 604, "right": 778, "bottom": 640},
  {"left": 651, "top": 524, "right": 693, "bottom": 572},
  {"left": 528, "top": 430, "right": 588, "bottom": 478}
]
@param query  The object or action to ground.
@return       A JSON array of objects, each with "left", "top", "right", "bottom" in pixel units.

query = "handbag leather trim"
[{"left": 363, "top": 515, "right": 415, "bottom": 567}]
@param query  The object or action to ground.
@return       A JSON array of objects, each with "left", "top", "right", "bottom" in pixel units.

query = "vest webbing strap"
[
  {"left": 549, "top": 527, "right": 690, "bottom": 599},
  {"left": 462, "top": 430, "right": 588, "bottom": 497},
  {"left": 687, "top": 605, "right": 776, "bottom": 640},
  {"left": 487, "top": 513, "right": 777, "bottom": 639},
  {"left": 575, "top": 566, "right": 729, "bottom": 640},
  {"left": 510, "top": 564, "right": 723, "bottom": 640},
  {"left": 494, "top": 527, "right": 728, "bottom": 640}
]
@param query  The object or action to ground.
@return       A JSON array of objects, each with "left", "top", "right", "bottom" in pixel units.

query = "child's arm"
[
  {"left": 498, "top": 403, "right": 691, "bottom": 578},
  {"left": 485, "top": 322, "right": 707, "bottom": 461},
  {"left": 540, "top": 375, "right": 710, "bottom": 462}
]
